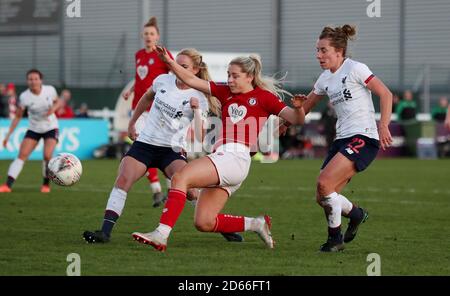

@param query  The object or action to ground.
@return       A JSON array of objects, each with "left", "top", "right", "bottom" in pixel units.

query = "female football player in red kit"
[{"left": 131, "top": 46, "right": 307, "bottom": 251}]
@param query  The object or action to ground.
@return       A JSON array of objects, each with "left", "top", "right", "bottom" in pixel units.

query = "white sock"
[
  {"left": 42, "top": 161, "right": 49, "bottom": 178},
  {"left": 244, "top": 217, "right": 261, "bottom": 232},
  {"left": 106, "top": 187, "right": 127, "bottom": 216},
  {"left": 150, "top": 182, "right": 162, "bottom": 193},
  {"left": 166, "top": 178, "right": 171, "bottom": 189},
  {"left": 8, "top": 158, "right": 24, "bottom": 179},
  {"left": 156, "top": 223, "right": 172, "bottom": 238},
  {"left": 321, "top": 192, "right": 342, "bottom": 228},
  {"left": 338, "top": 193, "right": 353, "bottom": 215}
]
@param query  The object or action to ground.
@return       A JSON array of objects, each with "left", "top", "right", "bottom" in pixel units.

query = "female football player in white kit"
[
  {"left": 122, "top": 16, "right": 173, "bottom": 207},
  {"left": 83, "top": 48, "right": 241, "bottom": 243},
  {"left": 0, "top": 69, "right": 62, "bottom": 193},
  {"left": 298, "top": 25, "right": 393, "bottom": 252},
  {"left": 131, "top": 46, "right": 306, "bottom": 252}
]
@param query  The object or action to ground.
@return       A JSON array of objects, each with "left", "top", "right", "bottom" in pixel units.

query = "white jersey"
[
  {"left": 18, "top": 85, "right": 59, "bottom": 133},
  {"left": 137, "top": 74, "right": 209, "bottom": 150},
  {"left": 313, "top": 59, "right": 379, "bottom": 140}
]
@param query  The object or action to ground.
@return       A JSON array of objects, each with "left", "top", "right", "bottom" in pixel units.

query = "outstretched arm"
[
  {"left": 278, "top": 95, "right": 307, "bottom": 125},
  {"left": 156, "top": 46, "right": 210, "bottom": 94}
]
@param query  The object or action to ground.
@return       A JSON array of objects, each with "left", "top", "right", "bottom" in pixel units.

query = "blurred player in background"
[
  {"left": 0, "top": 69, "right": 62, "bottom": 193},
  {"left": 83, "top": 49, "right": 241, "bottom": 243},
  {"left": 131, "top": 47, "right": 306, "bottom": 251},
  {"left": 122, "top": 16, "right": 173, "bottom": 207},
  {"left": 299, "top": 25, "right": 393, "bottom": 252}
]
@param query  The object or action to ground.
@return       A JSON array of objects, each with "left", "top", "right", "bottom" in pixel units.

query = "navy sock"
[
  {"left": 328, "top": 226, "right": 342, "bottom": 242},
  {"left": 347, "top": 206, "right": 363, "bottom": 225},
  {"left": 101, "top": 210, "right": 119, "bottom": 237},
  {"left": 43, "top": 177, "right": 50, "bottom": 186},
  {"left": 6, "top": 176, "right": 15, "bottom": 188}
]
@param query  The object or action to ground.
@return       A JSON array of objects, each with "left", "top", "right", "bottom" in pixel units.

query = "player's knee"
[
  {"left": 194, "top": 217, "right": 215, "bottom": 232},
  {"left": 115, "top": 174, "right": 131, "bottom": 190},
  {"left": 316, "top": 175, "right": 331, "bottom": 199},
  {"left": 171, "top": 172, "right": 187, "bottom": 188}
]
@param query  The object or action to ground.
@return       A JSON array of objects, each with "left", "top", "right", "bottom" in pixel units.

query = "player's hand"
[
  {"left": 122, "top": 90, "right": 131, "bottom": 101},
  {"left": 378, "top": 124, "right": 393, "bottom": 151},
  {"left": 278, "top": 124, "right": 288, "bottom": 137},
  {"left": 190, "top": 97, "right": 199, "bottom": 110},
  {"left": 2, "top": 135, "right": 9, "bottom": 148},
  {"left": 155, "top": 45, "right": 170, "bottom": 63},
  {"left": 291, "top": 94, "right": 307, "bottom": 109},
  {"left": 128, "top": 123, "right": 138, "bottom": 141},
  {"left": 445, "top": 118, "right": 450, "bottom": 131},
  {"left": 46, "top": 108, "right": 55, "bottom": 116}
]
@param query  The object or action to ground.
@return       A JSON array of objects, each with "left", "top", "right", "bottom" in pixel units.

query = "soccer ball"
[{"left": 48, "top": 153, "right": 82, "bottom": 186}]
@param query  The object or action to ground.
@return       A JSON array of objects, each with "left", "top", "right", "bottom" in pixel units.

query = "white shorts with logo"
[{"left": 206, "top": 143, "right": 251, "bottom": 196}]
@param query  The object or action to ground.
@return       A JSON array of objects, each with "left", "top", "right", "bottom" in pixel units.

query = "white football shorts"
[{"left": 206, "top": 142, "right": 251, "bottom": 196}]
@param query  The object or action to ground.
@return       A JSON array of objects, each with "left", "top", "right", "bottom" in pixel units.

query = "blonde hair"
[
  {"left": 177, "top": 48, "right": 221, "bottom": 115},
  {"left": 144, "top": 16, "right": 160, "bottom": 33},
  {"left": 229, "top": 55, "right": 291, "bottom": 100}
]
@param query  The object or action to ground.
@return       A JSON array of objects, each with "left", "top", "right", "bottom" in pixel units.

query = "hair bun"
[{"left": 341, "top": 24, "right": 356, "bottom": 39}]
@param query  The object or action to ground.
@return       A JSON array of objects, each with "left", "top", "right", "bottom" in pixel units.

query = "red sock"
[
  {"left": 213, "top": 214, "right": 245, "bottom": 233},
  {"left": 147, "top": 167, "right": 159, "bottom": 183},
  {"left": 160, "top": 189, "right": 187, "bottom": 228}
]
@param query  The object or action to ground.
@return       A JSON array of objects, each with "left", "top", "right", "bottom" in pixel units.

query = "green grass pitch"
[{"left": 0, "top": 158, "right": 449, "bottom": 275}]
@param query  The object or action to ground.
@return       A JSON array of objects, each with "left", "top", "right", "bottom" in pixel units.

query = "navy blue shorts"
[
  {"left": 321, "top": 134, "right": 380, "bottom": 172},
  {"left": 125, "top": 141, "right": 187, "bottom": 172},
  {"left": 24, "top": 129, "right": 59, "bottom": 142}
]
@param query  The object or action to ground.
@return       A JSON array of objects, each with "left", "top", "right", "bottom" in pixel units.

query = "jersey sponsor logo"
[
  {"left": 149, "top": 58, "right": 155, "bottom": 65},
  {"left": 228, "top": 103, "right": 247, "bottom": 123},
  {"left": 137, "top": 65, "right": 148, "bottom": 80},
  {"left": 174, "top": 111, "right": 184, "bottom": 119},
  {"left": 248, "top": 98, "right": 257, "bottom": 106},
  {"left": 343, "top": 89, "right": 352, "bottom": 99}
]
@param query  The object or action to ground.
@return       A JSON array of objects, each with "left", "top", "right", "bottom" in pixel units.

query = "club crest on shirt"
[
  {"left": 228, "top": 103, "right": 247, "bottom": 123},
  {"left": 149, "top": 58, "right": 155, "bottom": 65},
  {"left": 248, "top": 97, "right": 257, "bottom": 106}
]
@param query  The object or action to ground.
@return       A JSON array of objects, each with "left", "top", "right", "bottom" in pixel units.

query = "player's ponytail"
[
  {"left": 230, "top": 55, "right": 291, "bottom": 101},
  {"left": 319, "top": 24, "right": 356, "bottom": 57},
  {"left": 177, "top": 48, "right": 221, "bottom": 116}
]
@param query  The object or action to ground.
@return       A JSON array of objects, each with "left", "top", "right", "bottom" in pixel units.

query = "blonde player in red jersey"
[
  {"left": 131, "top": 46, "right": 306, "bottom": 251},
  {"left": 122, "top": 16, "right": 173, "bottom": 207}
]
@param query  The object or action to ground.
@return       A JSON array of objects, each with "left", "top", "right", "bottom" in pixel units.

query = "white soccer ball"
[{"left": 48, "top": 153, "right": 82, "bottom": 186}]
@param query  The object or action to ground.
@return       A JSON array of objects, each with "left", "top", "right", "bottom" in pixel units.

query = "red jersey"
[
  {"left": 133, "top": 48, "right": 173, "bottom": 110},
  {"left": 209, "top": 82, "right": 287, "bottom": 151}
]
